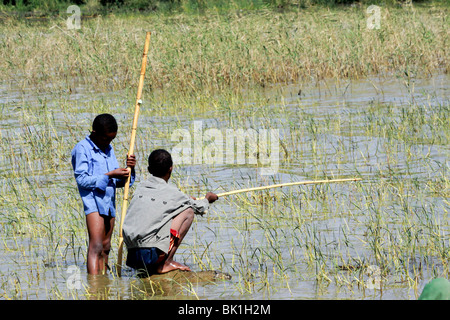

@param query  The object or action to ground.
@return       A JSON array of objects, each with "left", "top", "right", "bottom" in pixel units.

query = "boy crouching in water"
[{"left": 122, "top": 149, "right": 218, "bottom": 276}]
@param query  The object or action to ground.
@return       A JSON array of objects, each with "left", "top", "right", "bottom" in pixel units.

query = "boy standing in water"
[
  {"left": 71, "top": 113, "right": 136, "bottom": 275},
  {"left": 123, "top": 149, "right": 218, "bottom": 276}
]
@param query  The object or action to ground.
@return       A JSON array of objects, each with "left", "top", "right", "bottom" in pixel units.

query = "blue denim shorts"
[{"left": 126, "top": 247, "right": 163, "bottom": 276}]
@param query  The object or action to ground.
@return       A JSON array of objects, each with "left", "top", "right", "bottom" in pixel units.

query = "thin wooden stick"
[
  {"left": 116, "top": 31, "right": 151, "bottom": 277},
  {"left": 197, "top": 178, "right": 362, "bottom": 200}
]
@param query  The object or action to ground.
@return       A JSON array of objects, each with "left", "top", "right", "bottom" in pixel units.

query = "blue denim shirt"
[{"left": 71, "top": 135, "right": 135, "bottom": 218}]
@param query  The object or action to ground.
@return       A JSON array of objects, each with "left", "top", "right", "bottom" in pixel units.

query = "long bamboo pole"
[
  {"left": 197, "top": 178, "right": 362, "bottom": 200},
  {"left": 116, "top": 31, "right": 151, "bottom": 277}
]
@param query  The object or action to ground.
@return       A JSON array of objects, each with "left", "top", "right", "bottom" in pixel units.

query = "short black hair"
[
  {"left": 148, "top": 149, "right": 173, "bottom": 177},
  {"left": 92, "top": 113, "right": 118, "bottom": 134}
]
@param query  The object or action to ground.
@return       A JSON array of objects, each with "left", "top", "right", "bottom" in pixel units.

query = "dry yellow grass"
[{"left": 0, "top": 5, "right": 448, "bottom": 94}]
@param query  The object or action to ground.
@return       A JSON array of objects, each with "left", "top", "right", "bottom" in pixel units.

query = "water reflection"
[
  {"left": 0, "top": 74, "right": 448, "bottom": 300},
  {"left": 129, "top": 270, "right": 232, "bottom": 300},
  {"left": 86, "top": 274, "right": 113, "bottom": 300}
]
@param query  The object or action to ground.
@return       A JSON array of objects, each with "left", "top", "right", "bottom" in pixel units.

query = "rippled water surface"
[{"left": 0, "top": 74, "right": 448, "bottom": 300}]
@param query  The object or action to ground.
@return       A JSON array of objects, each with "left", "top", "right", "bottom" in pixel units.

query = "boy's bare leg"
[
  {"left": 157, "top": 208, "right": 194, "bottom": 274},
  {"left": 102, "top": 215, "right": 114, "bottom": 272},
  {"left": 86, "top": 212, "right": 115, "bottom": 275}
]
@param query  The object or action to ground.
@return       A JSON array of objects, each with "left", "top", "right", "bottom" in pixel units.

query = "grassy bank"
[{"left": 0, "top": 4, "right": 448, "bottom": 97}]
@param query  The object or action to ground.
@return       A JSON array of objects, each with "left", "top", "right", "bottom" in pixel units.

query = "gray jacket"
[{"left": 122, "top": 175, "right": 209, "bottom": 253}]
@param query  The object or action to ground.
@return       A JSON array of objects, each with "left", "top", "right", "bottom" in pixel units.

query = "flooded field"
[{"left": 0, "top": 73, "right": 448, "bottom": 300}]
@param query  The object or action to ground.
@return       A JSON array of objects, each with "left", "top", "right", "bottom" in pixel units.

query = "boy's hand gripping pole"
[{"left": 116, "top": 32, "right": 151, "bottom": 277}]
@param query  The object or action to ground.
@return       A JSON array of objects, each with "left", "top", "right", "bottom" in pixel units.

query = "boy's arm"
[
  {"left": 71, "top": 146, "right": 109, "bottom": 191},
  {"left": 188, "top": 192, "right": 218, "bottom": 215},
  {"left": 188, "top": 198, "right": 210, "bottom": 215},
  {"left": 115, "top": 168, "right": 135, "bottom": 188},
  {"left": 115, "top": 154, "right": 136, "bottom": 188}
]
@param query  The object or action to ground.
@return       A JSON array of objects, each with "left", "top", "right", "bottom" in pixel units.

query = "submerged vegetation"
[{"left": 0, "top": 1, "right": 448, "bottom": 299}]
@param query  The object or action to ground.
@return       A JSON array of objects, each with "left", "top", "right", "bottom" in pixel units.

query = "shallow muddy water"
[{"left": 0, "top": 74, "right": 448, "bottom": 300}]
